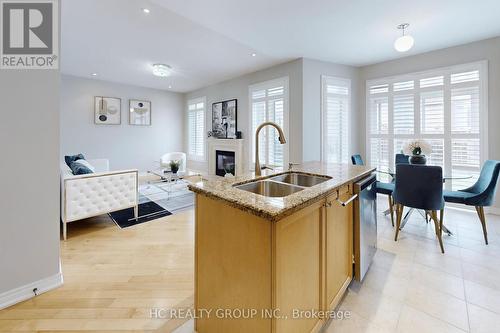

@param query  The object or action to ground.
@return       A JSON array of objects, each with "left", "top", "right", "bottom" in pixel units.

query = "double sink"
[{"left": 233, "top": 172, "right": 332, "bottom": 198}]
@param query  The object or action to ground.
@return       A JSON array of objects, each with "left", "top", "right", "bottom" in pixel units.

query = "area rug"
[{"left": 109, "top": 199, "right": 172, "bottom": 228}]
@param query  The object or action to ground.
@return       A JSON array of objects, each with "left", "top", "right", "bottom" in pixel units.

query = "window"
[
  {"left": 321, "top": 76, "right": 350, "bottom": 163},
  {"left": 367, "top": 62, "right": 487, "bottom": 189},
  {"left": 187, "top": 97, "right": 205, "bottom": 161},
  {"left": 249, "top": 77, "right": 289, "bottom": 169}
]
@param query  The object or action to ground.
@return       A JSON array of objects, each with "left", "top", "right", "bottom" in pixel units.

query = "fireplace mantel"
[{"left": 207, "top": 138, "right": 244, "bottom": 176}]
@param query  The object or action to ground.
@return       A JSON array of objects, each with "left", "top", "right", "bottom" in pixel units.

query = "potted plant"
[
  {"left": 403, "top": 140, "right": 432, "bottom": 165},
  {"left": 169, "top": 160, "right": 181, "bottom": 174}
]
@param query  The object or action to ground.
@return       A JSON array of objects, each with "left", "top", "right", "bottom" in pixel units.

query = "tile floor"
[
  {"left": 327, "top": 198, "right": 500, "bottom": 333},
  {"left": 174, "top": 197, "right": 500, "bottom": 333}
]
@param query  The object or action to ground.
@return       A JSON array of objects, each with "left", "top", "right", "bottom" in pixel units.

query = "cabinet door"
[
  {"left": 274, "top": 201, "right": 323, "bottom": 333},
  {"left": 324, "top": 185, "right": 353, "bottom": 310}
]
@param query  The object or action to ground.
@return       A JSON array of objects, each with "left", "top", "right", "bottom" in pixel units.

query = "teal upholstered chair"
[
  {"left": 351, "top": 154, "right": 364, "bottom": 166},
  {"left": 444, "top": 160, "right": 500, "bottom": 244}
]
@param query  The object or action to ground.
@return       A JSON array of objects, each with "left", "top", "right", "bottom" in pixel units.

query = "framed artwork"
[
  {"left": 212, "top": 99, "right": 237, "bottom": 139},
  {"left": 94, "top": 96, "right": 121, "bottom": 125},
  {"left": 129, "top": 99, "right": 152, "bottom": 126}
]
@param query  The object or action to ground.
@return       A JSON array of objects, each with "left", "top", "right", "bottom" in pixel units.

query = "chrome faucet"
[{"left": 255, "top": 122, "right": 287, "bottom": 176}]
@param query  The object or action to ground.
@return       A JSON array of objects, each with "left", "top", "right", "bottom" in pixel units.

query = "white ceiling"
[{"left": 61, "top": 0, "right": 500, "bottom": 92}]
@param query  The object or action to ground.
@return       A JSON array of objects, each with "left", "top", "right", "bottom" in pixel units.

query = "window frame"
[
  {"left": 186, "top": 96, "right": 206, "bottom": 162},
  {"left": 365, "top": 61, "right": 488, "bottom": 189},
  {"left": 248, "top": 76, "right": 290, "bottom": 170},
  {"left": 320, "top": 75, "right": 351, "bottom": 164}
]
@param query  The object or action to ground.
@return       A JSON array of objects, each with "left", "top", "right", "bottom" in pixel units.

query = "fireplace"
[
  {"left": 207, "top": 138, "right": 244, "bottom": 176},
  {"left": 215, "top": 150, "right": 235, "bottom": 176}
]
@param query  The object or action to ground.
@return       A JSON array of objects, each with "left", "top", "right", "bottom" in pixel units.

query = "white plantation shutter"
[
  {"left": 187, "top": 97, "right": 205, "bottom": 160},
  {"left": 321, "top": 76, "right": 350, "bottom": 163},
  {"left": 367, "top": 62, "right": 487, "bottom": 190},
  {"left": 393, "top": 94, "right": 414, "bottom": 134},
  {"left": 249, "top": 77, "right": 288, "bottom": 169},
  {"left": 420, "top": 91, "right": 444, "bottom": 134}
]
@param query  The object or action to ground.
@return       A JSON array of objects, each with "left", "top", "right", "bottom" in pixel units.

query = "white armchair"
[
  {"left": 160, "top": 152, "right": 187, "bottom": 174},
  {"left": 60, "top": 159, "right": 138, "bottom": 240}
]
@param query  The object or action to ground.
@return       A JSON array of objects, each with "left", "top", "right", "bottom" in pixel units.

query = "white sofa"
[{"left": 60, "top": 159, "right": 138, "bottom": 240}]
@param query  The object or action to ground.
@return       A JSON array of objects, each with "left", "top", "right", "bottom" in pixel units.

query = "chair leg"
[
  {"left": 63, "top": 221, "right": 67, "bottom": 241},
  {"left": 134, "top": 205, "right": 139, "bottom": 221},
  {"left": 394, "top": 204, "right": 403, "bottom": 241},
  {"left": 388, "top": 195, "right": 395, "bottom": 227},
  {"left": 475, "top": 206, "right": 488, "bottom": 245},
  {"left": 431, "top": 210, "right": 444, "bottom": 254}
]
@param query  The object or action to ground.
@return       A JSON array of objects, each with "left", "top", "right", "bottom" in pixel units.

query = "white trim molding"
[{"left": 0, "top": 272, "right": 63, "bottom": 310}]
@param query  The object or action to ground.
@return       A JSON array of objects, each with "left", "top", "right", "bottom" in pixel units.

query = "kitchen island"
[{"left": 188, "top": 162, "right": 375, "bottom": 333}]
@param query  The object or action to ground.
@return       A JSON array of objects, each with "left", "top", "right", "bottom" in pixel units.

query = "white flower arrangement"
[{"left": 403, "top": 140, "right": 432, "bottom": 156}]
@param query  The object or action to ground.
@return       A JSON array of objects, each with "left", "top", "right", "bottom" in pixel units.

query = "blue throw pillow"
[
  {"left": 65, "top": 154, "right": 85, "bottom": 167},
  {"left": 69, "top": 160, "right": 94, "bottom": 175}
]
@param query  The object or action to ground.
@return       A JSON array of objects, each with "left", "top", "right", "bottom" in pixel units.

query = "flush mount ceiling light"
[
  {"left": 142, "top": 8, "right": 150, "bottom": 14},
  {"left": 394, "top": 23, "right": 414, "bottom": 52},
  {"left": 91, "top": 73, "right": 98, "bottom": 77},
  {"left": 251, "top": 53, "right": 257, "bottom": 57},
  {"left": 152, "top": 64, "right": 172, "bottom": 77}
]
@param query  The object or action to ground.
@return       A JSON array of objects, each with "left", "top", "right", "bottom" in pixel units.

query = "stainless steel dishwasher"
[{"left": 353, "top": 173, "right": 377, "bottom": 281}]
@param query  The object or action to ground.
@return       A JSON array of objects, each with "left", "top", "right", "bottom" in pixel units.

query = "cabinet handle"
[{"left": 336, "top": 194, "right": 358, "bottom": 207}]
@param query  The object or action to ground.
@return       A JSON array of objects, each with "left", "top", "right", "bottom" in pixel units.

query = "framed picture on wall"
[
  {"left": 94, "top": 96, "right": 121, "bottom": 125},
  {"left": 129, "top": 99, "right": 152, "bottom": 126},
  {"left": 212, "top": 99, "right": 237, "bottom": 139}
]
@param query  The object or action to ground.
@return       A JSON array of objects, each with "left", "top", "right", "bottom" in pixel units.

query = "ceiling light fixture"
[
  {"left": 152, "top": 64, "right": 172, "bottom": 77},
  {"left": 394, "top": 23, "right": 414, "bottom": 52},
  {"left": 142, "top": 8, "right": 150, "bottom": 14},
  {"left": 91, "top": 73, "right": 98, "bottom": 76},
  {"left": 168, "top": 85, "right": 172, "bottom": 89},
  {"left": 251, "top": 53, "right": 257, "bottom": 57}
]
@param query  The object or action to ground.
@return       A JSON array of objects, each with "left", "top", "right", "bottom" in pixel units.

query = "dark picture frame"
[{"left": 212, "top": 99, "right": 237, "bottom": 139}]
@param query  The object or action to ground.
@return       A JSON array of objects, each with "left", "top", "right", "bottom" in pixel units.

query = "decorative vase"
[{"left": 409, "top": 154, "right": 427, "bottom": 165}]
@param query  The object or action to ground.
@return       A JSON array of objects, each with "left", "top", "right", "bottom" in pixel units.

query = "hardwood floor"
[{"left": 0, "top": 198, "right": 195, "bottom": 332}]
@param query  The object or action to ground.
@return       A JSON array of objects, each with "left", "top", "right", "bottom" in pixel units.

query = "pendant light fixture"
[{"left": 394, "top": 23, "right": 414, "bottom": 52}]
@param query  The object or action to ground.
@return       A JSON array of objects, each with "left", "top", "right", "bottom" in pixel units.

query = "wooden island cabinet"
[{"left": 193, "top": 183, "right": 356, "bottom": 333}]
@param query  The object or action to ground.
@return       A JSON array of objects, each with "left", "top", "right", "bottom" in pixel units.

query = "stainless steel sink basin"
[
  {"left": 234, "top": 180, "right": 304, "bottom": 197},
  {"left": 269, "top": 172, "right": 331, "bottom": 187}
]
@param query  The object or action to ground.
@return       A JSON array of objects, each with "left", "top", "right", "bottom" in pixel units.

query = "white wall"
[
  {"left": 302, "top": 58, "right": 360, "bottom": 162},
  {"left": 184, "top": 59, "right": 303, "bottom": 171},
  {"left": 0, "top": 69, "right": 61, "bottom": 303},
  {"left": 359, "top": 36, "right": 500, "bottom": 208},
  {"left": 184, "top": 58, "right": 361, "bottom": 168},
  {"left": 60, "top": 75, "right": 184, "bottom": 172}
]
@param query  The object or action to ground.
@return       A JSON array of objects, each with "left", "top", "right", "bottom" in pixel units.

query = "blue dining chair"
[
  {"left": 351, "top": 154, "right": 364, "bottom": 166},
  {"left": 395, "top": 153, "right": 410, "bottom": 165},
  {"left": 443, "top": 160, "right": 500, "bottom": 245},
  {"left": 393, "top": 164, "right": 445, "bottom": 253},
  {"left": 351, "top": 154, "right": 395, "bottom": 226}
]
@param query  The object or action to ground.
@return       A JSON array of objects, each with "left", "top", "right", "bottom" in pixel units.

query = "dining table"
[{"left": 378, "top": 168, "right": 472, "bottom": 235}]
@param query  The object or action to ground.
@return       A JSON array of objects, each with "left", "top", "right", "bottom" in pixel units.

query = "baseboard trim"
[{"left": 0, "top": 272, "right": 63, "bottom": 310}]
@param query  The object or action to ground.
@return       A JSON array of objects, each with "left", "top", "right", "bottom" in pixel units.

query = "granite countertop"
[{"left": 188, "top": 162, "right": 376, "bottom": 221}]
